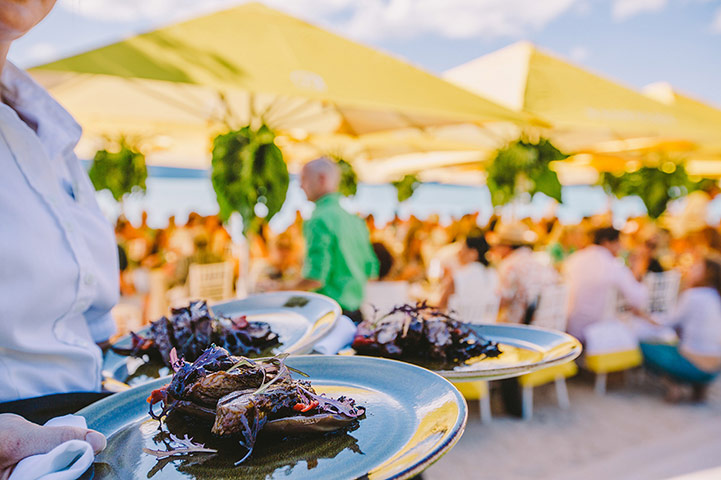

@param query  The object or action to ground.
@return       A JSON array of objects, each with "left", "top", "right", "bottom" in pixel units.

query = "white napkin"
[
  {"left": 9, "top": 415, "right": 95, "bottom": 480},
  {"left": 313, "top": 315, "right": 358, "bottom": 355}
]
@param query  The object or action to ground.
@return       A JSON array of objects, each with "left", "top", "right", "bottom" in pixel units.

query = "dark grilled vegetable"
[
  {"left": 352, "top": 302, "right": 502, "bottom": 363},
  {"left": 146, "top": 346, "right": 365, "bottom": 465},
  {"left": 112, "top": 301, "right": 280, "bottom": 366}
]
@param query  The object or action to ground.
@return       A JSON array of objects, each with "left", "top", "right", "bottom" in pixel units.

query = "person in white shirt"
[
  {"left": 564, "top": 227, "right": 648, "bottom": 343},
  {"left": 640, "top": 256, "right": 721, "bottom": 402},
  {"left": 0, "top": 0, "right": 111, "bottom": 474},
  {"left": 439, "top": 234, "right": 497, "bottom": 310},
  {"left": 490, "top": 223, "right": 558, "bottom": 325},
  {"left": 489, "top": 223, "right": 558, "bottom": 416}
]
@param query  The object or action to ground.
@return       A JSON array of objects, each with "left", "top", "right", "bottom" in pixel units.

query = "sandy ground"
[{"left": 424, "top": 371, "right": 721, "bottom": 480}]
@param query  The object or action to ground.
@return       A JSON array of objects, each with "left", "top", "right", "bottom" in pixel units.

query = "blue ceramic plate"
[
  {"left": 428, "top": 324, "right": 582, "bottom": 381},
  {"left": 80, "top": 355, "right": 467, "bottom": 480},
  {"left": 104, "top": 292, "right": 340, "bottom": 387}
]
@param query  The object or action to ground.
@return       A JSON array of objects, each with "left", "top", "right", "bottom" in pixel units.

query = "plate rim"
[
  {"left": 210, "top": 291, "right": 342, "bottom": 355},
  {"left": 436, "top": 323, "right": 582, "bottom": 380},
  {"left": 82, "top": 354, "right": 468, "bottom": 480}
]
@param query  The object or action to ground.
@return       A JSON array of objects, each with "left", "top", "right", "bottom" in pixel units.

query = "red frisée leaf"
[{"left": 169, "top": 348, "right": 184, "bottom": 372}]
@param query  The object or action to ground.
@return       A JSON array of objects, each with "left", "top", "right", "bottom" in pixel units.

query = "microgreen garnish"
[{"left": 143, "top": 434, "right": 217, "bottom": 459}]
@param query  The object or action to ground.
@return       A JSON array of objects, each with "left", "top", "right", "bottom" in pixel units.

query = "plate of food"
[
  {"left": 352, "top": 303, "right": 582, "bottom": 381},
  {"left": 104, "top": 292, "right": 340, "bottom": 386},
  {"left": 80, "top": 346, "right": 467, "bottom": 480}
]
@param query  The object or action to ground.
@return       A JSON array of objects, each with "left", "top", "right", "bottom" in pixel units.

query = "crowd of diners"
[{"left": 114, "top": 194, "right": 721, "bottom": 407}]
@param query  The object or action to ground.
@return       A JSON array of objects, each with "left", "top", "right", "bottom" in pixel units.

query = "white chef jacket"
[
  {"left": 0, "top": 62, "right": 118, "bottom": 402},
  {"left": 564, "top": 245, "right": 647, "bottom": 342}
]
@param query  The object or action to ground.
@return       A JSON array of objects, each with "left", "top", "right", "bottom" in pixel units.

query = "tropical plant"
[
  {"left": 334, "top": 157, "right": 358, "bottom": 197},
  {"left": 599, "top": 161, "right": 698, "bottom": 219},
  {"left": 486, "top": 138, "right": 567, "bottom": 207},
  {"left": 393, "top": 174, "right": 421, "bottom": 203},
  {"left": 88, "top": 139, "right": 147, "bottom": 203},
  {"left": 211, "top": 124, "right": 289, "bottom": 234}
]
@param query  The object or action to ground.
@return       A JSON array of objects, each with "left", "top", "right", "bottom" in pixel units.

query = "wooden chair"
[
  {"left": 445, "top": 291, "right": 499, "bottom": 422},
  {"left": 644, "top": 270, "right": 681, "bottom": 314},
  {"left": 187, "top": 261, "right": 234, "bottom": 303},
  {"left": 448, "top": 292, "right": 500, "bottom": 325},
  {"left": 519, "top": 283, "right": 577, "bottom": 420}
]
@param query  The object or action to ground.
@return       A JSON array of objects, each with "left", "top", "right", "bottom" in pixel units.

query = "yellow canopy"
[
  {"left": 32, "top": 2, "right": 526, "bottom": 134},
  {"left": 443, "top": 42, "right": 702, "bottom": 155},
  {"left": 31, "top": 70, "right": 346, "bottom": 168},
  {"left": 643, "top": 82, "right": 721, "bottom": 155}
]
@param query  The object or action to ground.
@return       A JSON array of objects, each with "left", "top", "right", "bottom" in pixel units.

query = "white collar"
[{"left": 1, "top": 62, "right": 82, "bottom": 157}]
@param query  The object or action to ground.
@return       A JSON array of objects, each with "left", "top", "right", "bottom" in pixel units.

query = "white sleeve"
[
  {"left": 615, "top": 263, "right": 648, "bottom": 309},
  {"left": 662, "top": 290, "right": 694, "bottom": 328}
]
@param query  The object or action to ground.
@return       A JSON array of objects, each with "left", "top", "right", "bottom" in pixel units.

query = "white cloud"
[
  {"left": 338, "top": 0, "right": 579, "bottom": 40},
  {"left": 612, "top": 0, "right": 668, "bottom": 21},
  {"left": 713, "top": 6, "right": 721, "bottom": 33},
  {"left": 58, "top": 0, "right": 580, "bottom": 41},
  {"left": 58, "top": 0, "right": 239, "bottom": 23},
  {"left": 569, "top": 45, "right": 589, "bottom": 61}
]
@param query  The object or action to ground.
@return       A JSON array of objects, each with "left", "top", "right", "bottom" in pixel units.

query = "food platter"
[
  {"left": 415, "top": 323, "right": 582, "bottom": 381},
  {"left": 103, "top": 292, "right": 340, "bottom": 386},
  {"left": 79, "top": 355, "right": 467, "bottom": 480}
]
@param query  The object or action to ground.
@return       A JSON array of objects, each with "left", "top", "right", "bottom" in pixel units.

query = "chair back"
[
  {"left": 448, "top": 292, "right": 500, "bottom": 324},
  {"left": 644, "top": 270, "right": 681, "bottom": 313},
  {"left": 361, "top": 281, "right": 411, "bottom": 322},
  {"left": 188, "top": 261, "right": 234, "bottom": 303},
  {"left": 533, "top": 283, "right": 569, "bottom": 331}
]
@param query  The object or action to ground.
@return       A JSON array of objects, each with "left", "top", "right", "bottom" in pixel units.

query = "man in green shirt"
[{"left": 282, "top": 158, "right": 378, "bottom": 322}]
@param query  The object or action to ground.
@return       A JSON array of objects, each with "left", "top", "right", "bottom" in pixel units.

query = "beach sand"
[{"left": 425, "top": 372, "right": 721, "bottom": 480}]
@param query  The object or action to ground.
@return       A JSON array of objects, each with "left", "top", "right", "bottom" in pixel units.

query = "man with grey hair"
[{"left": 277, "top": 157, "right": 378, "bottom": 323}]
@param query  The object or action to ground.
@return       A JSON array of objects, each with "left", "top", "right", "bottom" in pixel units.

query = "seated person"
[
  {"left": 564, "top": 227, "right": 647, "bottom": 343},
  {"left": 439, "top": 234, "right": 497, "bottom": 310},
  {"left": 490, "top": 223, "right": 558, "bottom": 324},
  {"left": 640, "top": 256, "right": 721, "bottom": 402}
]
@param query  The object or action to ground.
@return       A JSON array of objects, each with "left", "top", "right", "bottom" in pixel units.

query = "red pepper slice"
[
  {"left": 232, "top": 316, "right": 249, "bottom": 329},
  {"left": 293, "top": 400, "right": 319, "bottom": 412},
  {"left": 146, "top": 384, "right": 169, "bottom": 404}
]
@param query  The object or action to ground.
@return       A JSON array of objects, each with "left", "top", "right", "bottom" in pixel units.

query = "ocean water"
[{"left": 98, "top": 172, "right": 667, "bottom": 232}]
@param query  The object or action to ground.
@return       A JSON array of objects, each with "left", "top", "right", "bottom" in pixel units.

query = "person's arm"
[
  {"left": 365, "top": 247, "right": 380, "bottom": 281},
  {"left": 438, "top": 273, "right": 455, "bottom": 310},
  {"left": 0, "top": 414, "right": 106, "bottom": 478},
  {"left": 660, "top": 290, "right": 694, "bottom": 328},
  {"left": 615, "top": 262, "right": 648, "bottom": 311},
  {"left": 275, "top": 219, "right": 331, "bottom": 292}
]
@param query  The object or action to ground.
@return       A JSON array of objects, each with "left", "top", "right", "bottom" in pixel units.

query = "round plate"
[
  {"left": 427, "top": 323, "right": 581, "bottom": 381},
  {"left": 80, "top": 355, "right": 467, "bottom": 480},
  {"left": 104, "top": 292, "right": 340, "bottom": 386}
]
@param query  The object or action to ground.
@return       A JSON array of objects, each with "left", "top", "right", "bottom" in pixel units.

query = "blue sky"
[{"left": 11, "top": 0, "right": 721, "bottom": 107}]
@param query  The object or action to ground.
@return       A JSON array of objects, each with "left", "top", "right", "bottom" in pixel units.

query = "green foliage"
[
  {"left": 211, "top": 124, "right": 289, "bottom": 234},
  {"left": 88, "top": 140, "right": 147, "bottom": 202},
  {"left": 334, "top": 158, "right": 358, "bottom": 197},
  {"left": 393, "top": 174, "right": 421, "bottom": 203},
  {"left": 486, "top": 138, "right": 567, "bottom": 207},
  {"left": 600, "top": 162, "right": 698, "bottom": 219}
]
